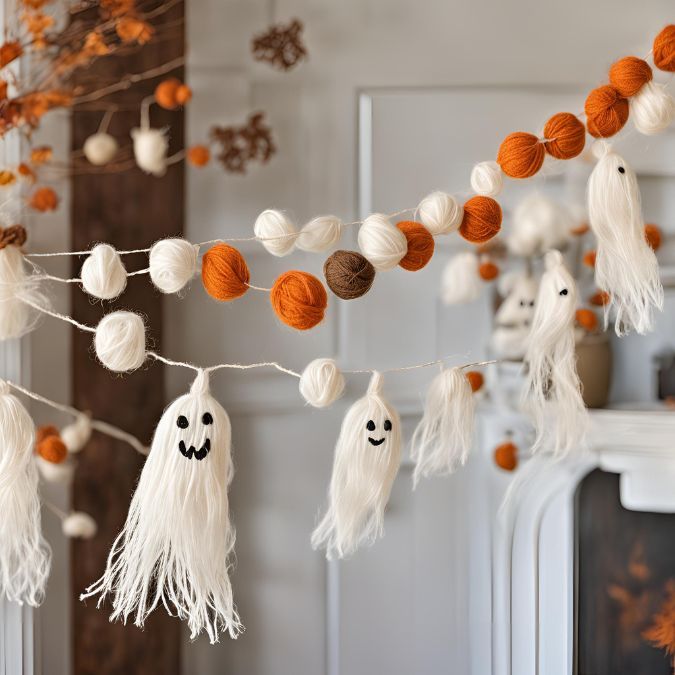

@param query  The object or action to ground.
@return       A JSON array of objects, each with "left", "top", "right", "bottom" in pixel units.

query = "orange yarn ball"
[
  {"left": 589, "top": 290, "right": 611, "bottom": 307},
  {"left": 653, "top": 25, "right": 675, "bottom": 72},
  {"left": 543, "top": 112, "right": 586, "bottom": 160},
  {"left": 496, "top": 132, "right": 545, "bottom": 178},
  {"left": 584, "top": 86, "right": 629, "bottom": 138},
  {"left": 154, "top": 78, "right": 182, "bottom": 110},
  {"left": 576, "top": 308, "right": 598, "bottom": 332},
  {"left": 396, "top": 221, "right": 434, "bottom": 271},
  {"left": 459, "top": 196, "right": 502, "bottom": 244},
  {"left": 571, "top": 223, "right": 590, "bottom": 236},
  {"left": 478, "top": 261, "right": 499, "bottom": 281},
  {"left": 37, "top": 436, "right": 67, "bottom": 464},
  {"left": 36, "top": 424, "right": 59, "bottom": 444},
  {"left": 494, "top": 442, "right": 518, "bottom": 472},
  {"left": 645, "top": 223, "right": 662, "bottom": 251},
  {"left": 271, "top": 271, "right": 327, "bottom": 331},
  {"left": 201, "top": 243, "right": 250, "bottom": 301},
  {"left": 188, "top": 145, "right": 210, "bottom": 167},
  {"left": 466, "top": 371, "right": 484, "bottom": 393},
  {"left": 582, "top": 250, "right": 597, "bottom": 268},
  {"left": 609, "top": 57, "right": 652, "bottom": 97}
]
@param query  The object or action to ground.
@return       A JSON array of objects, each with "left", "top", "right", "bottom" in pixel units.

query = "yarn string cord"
[
  {"left": 43, "top": 500, "right": 68, "bottom": 521},
  {"left": 343, "top": 357, "right": 498, "bottom": 375},
  {"left": 22, "top": 297, "right": 96, "bottom": 334}
]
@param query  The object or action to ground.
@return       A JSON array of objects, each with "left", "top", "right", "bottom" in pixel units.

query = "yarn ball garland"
[
  {"left": 584, "top": 86, "right": 629, "bottom": 138},
  {"left": 201, "top": 243, "right": 250, "bottom": 301},
  {"left": 81, "top": 243, "right": 128, "bottom": 300},
  {"left": 254, "top": 209, "right": 297, "bottom": 257},
  {"left": 36, "top": 424, "right": 59, "bottom": 444},
  {"left": 296, "top": 216, "right": 343, "bottom": 253},
  {"left": 653, "top": 25, "right": 675, "bottom": 72},
  {"left": 299, "top": 358, "right": 345, "bottom": 408},
  {"left": 187, "top": 145, "right": 211, "bottom": 167},
  {"left": 496, "top": 132, "right": 545, "bottom": 179},
  {"left": 608, "top": 56, "right": 652, "bottom": 97},
  {"left": 459, "top": 196, "right": 502, "bottom": 244},
  {"left": 358, "top": 213, "right": 408, "bottom": 271},
  {"left": 630, "top": 82, "right": 675, "bottom": 135},
  {"left": 417, "top": 192, "right": 463, "bottom": 235},
  {"left": 94, "top": 311, "right": 146, "bottom": 372},
  {"left": 271, "top": 270, "right": 327, "bottom": 330},
  {"left": 543, "top": 112, "right": 586, "bottom": 159},
  {"left": 470, "top": 161, "right": 503, "bottom": 197},
  {"left": 396, "top": 221, "right": 434, "bottom": 271},
  {"left": 149, "top": 238, "right": 197, "bottom": 294},
  {"left": 323, "top": 250, "right": 376, "bottom": 300},
  {"left": 60, "top": 414, "right": 92, "bottom": 453}
]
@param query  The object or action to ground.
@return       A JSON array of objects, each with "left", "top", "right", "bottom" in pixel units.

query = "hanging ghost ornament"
[
  {"left": 131, "top": 127, "right": 169, "bottom": 176},
  {"left": 0, "top": 380, "right": 51, "bottom": 605},
  {"left": 81, "top": 370, "right": 241, "bottom": 643},
  {"left": 522, "top": 250, "right": 587, "bottom": 457},
  {"left": 587, "top": 142, "right": 663, "bottom": 335},
  {"left": 311, "top": 371, "right": 401, "bottom": 559}
]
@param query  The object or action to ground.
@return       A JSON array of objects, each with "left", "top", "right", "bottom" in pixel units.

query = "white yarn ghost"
[
  {"left": 311, "top": 372, "right": 401, "bottom": 559},
  {"left": 587, "top": 142, "right": 663, "bottom": 335},
  {"left": 491, "top": 273, "right": 539, "bottom": 360},
  {"left": 522, "top": 250, "right": 587, "bottom": 457},
  {"left": 0, "top": 380, "right": 51, "bottom": 605},
  {"left": 131, "top": 127, "right": 169, "bottom": 176},
  {"left": 81, "top": 370, "right": 241, "bottom": 643},
  {"left": 440, "top": 251, "right": 481, "bottom": 305},
  {"left": 410, "top": 367, "right": 475, "bottom": 486}
]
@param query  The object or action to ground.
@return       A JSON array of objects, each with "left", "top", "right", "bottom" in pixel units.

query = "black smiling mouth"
[
  {"left": 178, "top": 438, "right": 211, "bottom": 461},
  {"left": 368, "top": 437, "right": 385, "bottom": 446}
]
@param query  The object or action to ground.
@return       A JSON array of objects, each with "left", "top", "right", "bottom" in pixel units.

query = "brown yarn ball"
[
  {"left": 494, "top": 442, "right": 518, "bottom": 472},
  {"left": 576, "top": 308, "right": 598, "bottom": 332},
  {"left": 609, "top": 56, "right": 653, "bottom": 98},
  {"left": 466, "top": 371, "right": 484, "bottom": 393},
  {"left": 271, "top": 270, "right": 327, "bottom": 330},
  {"left": 543, "top": 112, "right": 586, "bottom": 160},
  {"left": 478, "top": 261, "right": 499, "bottom": 281},
  {"left": 653, "top": 25, "right": 675, "bottom": 72},
  {"left": 324, "top": 250, "right": 376, "bottom": 300},
  {"left": 459, "top": 196, "right": 502, "bottom": 244},
  {"left": 201, "top": 243, "right": 250, "bottom": 301},
  {"left": 645, "top": 223, "right": 662, "bottom": 251},
  {"left": 496, "top": 132, "right": 545, "bottom": 178},
  {"left": 582, "top": 250, "right": 596, "bottom": 268},
  {"left": 584, "top": 86, "right": 629, "bottom": 138},
  {"left": 36, "top": 424, "right": 59, "bottom": 444},
  {"left": 37, "top": 436, "right": 68, "bottom": 464},
  {"left": 396, "top": 221, "right": 434, "bottom": 271}
]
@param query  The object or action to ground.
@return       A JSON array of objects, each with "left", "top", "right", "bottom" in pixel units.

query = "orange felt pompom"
[
  {"left": 154, "top": 78, "right": 183, "bottom": 110},
  {"left": 478, "top": 261, "right": 499, "bottom": 281},
  {"left": 175, "top": 84, "right": 192, "bottom": 105},
  {"left": 36, "top": 424, "right": 59, "bottom": 444},
  {"left": 37, "top": 436, "right": 68, "bottom": 464},
  {"left": 494, "top": 442, "right": 518, "bottom": 472},
  {"left": 645, "top": 223, "right": 662, "bottom": 251},
  {"left": 187, "top": 145, "right": 210, "bottom": 167},
  {"left": 396, "top": 221, "right": 434, "bottom": 271},
  {"left": 466, "top": 371, "right": 484, "bottom": 393},
  {"left": 653, "top": 25, "right": 675, "bottom": 72},
  {"left": 571, "top": 223, "right": 590, "bottom": 236},
  {"left": 201, "top": 243, "right": 250, "bottom": 301},
  {"left": 29, "top": 186, "right": 58, "bottom": 212},
  {"left": 609, "top": 57, "right": 652, "bottom": 97},
  {"left": 584, "top": 86, "right": 629, "bottom": 138},
  {"left": 459, "top": 196, "right": 502, "bottom": 244},
  {"left": 496, "top": 132, "right": 545, "bottom": 178},
  {"left": 582, "top": 250, "right": 597, "bottom": 268},
  {"left": 589, "top": 290, "right": 611, "bottom": 307},
  {"left": 543, "top": 112, "right": 586, "bottom": 160},
  {"left": 271, "top": 270, "right": 327, "bottom": 331},
  {"left": 576, "top": 308, "right": 598, "bottom": 332}
]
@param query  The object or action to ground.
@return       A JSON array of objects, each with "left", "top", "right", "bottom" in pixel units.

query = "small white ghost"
[
  {"left": 311, "top": 371, "right": 401, "bottom": 558},
  {"left": 131, "top": 127, "right": 169, "bottom": 177},
  {"left": 83, "top": 132, "right": 119, "bottom": 166}
]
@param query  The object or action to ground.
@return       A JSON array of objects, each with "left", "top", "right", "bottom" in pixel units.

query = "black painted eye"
[
  {"left": 384, "top": 420, "right": 392, "bottom": 432},
  {"left": 202, "top": 412, "right": 213, "bottom": 425},
  {"left": 177, "top": 415, "right": 189, "bottom": 429},
  {"left": 529, "top": 301, "right": 535, "bottom": 307},
  {"left": 559, "top": 288, "right": 569, "bottom": 296},
  {"left": 519, "top": 300, "right": 525, "bottom": 307},
  {"left": 618, "top": 166, "right": 625, "bottom": 174},
  {"left": 366, "top": 420, "right": 376, "bottom": 431}
]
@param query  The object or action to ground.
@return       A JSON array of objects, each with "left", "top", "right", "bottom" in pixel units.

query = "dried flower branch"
[
  {"left": 251, "top": 19, "right": 307, "bottom": 71},
  {"left": 211, "top": 112, "right": 276, "bottom": 174}
]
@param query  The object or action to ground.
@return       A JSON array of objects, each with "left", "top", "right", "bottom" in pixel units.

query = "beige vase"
[{"left": 576, "top": 332, "right": 613, "bottom": 408}]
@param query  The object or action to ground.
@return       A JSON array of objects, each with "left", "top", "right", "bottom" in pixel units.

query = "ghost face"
[
  {"left": 366, "top": 417, "right": 392, "bottom": 446},
  {"left": 176, "top": 410, "right": 214, "bottom": 460},
  {"left": 492, "top": 274, "right": 539, "bottom": 360}
]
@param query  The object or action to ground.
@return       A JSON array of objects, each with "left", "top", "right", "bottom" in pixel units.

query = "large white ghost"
[
  {"left": 312, "top": 371, "right": 401, "bottom": 559},
  {"left": 81, "top": 370, "right": 241, "bottom": 643}
]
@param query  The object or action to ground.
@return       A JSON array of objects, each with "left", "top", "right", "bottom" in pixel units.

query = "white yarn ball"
[
  {"left": 62, "top": 512, "right": 97, "bottom": 539},
  {"left": 94, "top": 311, "right": 146, "bottom": 372},
  {"left": 83, "top": 132, "right": 118, "bottom": 166},
  {"left": 81, "top": 244, "right": 127, "bottom": 300},
  {"left": 299, "top": 358, "right": 346, "bottom": 408},
  {"left": 296, "top": 216, "right": 343, "bottom": 253},
  {"left": 358, "top": 213, "right": 407, "bottom": 271},
  {"left": 131, "top": 127, "right": 168, "bottom": 177},
  {"left": 37, "top": 455, "right": 74, "bottom": 483},
  {"left": 254, "top": 209, "right": 298, "bottom": 257},
  {"left": 149, "top": 238, "right": 197, "bottom": 294},
  {"left": 630, "top": 82, "right": 675, "bottom": 135},
  {"left": 470, "top": 161, "right": 503, "bottom": 197},
  {"left": 417, "top": 192, "right": 463, "bottom": 236},
  {"left": 61, "top": 414, "right": 92, "bottom": 454}
]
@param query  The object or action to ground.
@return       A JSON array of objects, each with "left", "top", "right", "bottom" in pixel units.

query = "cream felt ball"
[
  {"left": 417, "top": 191, "right": 462, "bottom": 235},
  {"left": 37, "top": 455, "right": 75, "bottom": 483},
  {"left": 61, "top": 414, "right": 92, "bottom": 453},
  {"left": 470, "top": 161, "right": 503, "bottom": 197},
  {"left": 83, "top": 132, "right": 119, "bottom": 166},
  {"left": 358, "top": 213, "right": 407, "bottom": 271},
  {"left": 94, "top": 311, "right": 146, "bottom": 372},
  {"left": 131, "top": 127, "right": 169, "bottom": 177},
  {"left": 81, "top": 244, "right": 127, "bottom": 300},
  {"left": 296, "top": 216, "right": 343, "bottom": 253},
  {"left": 62, "top": 512, "right": 97, "bottom": 539},
  {"left": 149, "top": 238, "right": 198, "bottom": 294},
  {"left": 299, "top": 358, "right": 345, "bottom": 408},
  {"left": 254, "top": 209, "right": 297, "bottom": 257}
]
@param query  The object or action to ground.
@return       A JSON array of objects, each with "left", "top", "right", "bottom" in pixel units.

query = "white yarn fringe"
[
  {"left": 81, "top": 371, "right": 241, "bottom": 643},
  {"left": 410, "top": 367, "right": 474, "bottom": 486},
  {"left": 311, "top": 372, "right": 401, "bottom": 559}
]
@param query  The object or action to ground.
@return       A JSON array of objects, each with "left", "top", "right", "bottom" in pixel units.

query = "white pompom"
[
  {"left": 470, "top": 161, "right": 503, "bottom": 197},
  {"left": 149, "top": 238, "right": 197, "bottom": 294},
  {"left": 94, "top": 311, "right": 146, "bottom": 372},
  {"left": 83, "top": 133, "right": 119, "bottom": 166},
  {"left": 440, "top": 251, "right": 481, "bottom": 305},
  {"left": 299, "top": 358, "right": 345, "bottom": 408},
  {"left": 81, "top": 244, "right": 127, "bottom": 300},
  {"left": 62, "top": 512, "right": 97, "bottom": 539},
  {"left": 358, "top": 213, "right": 407, "bottom": 271},
  {"left": 417, "top": 191, "right": 462, "bottom": 235},
  {"left": 131, "top": 127, "right": 168, "bottom": 177},
  {"left": 37, "top": 455, "right": 75, "bottom": 483},
  {"left": 296, "top": 216, "right": 343, "bottom": 253},
  {"left": 61, "top": 414, "right": 92, "bottom": 453},
  {"left": 630, "top": 82, "right": 675, "bottom": 135},
  {"left": 254, "top": 209, "right": 297, "bottom": 257}
]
